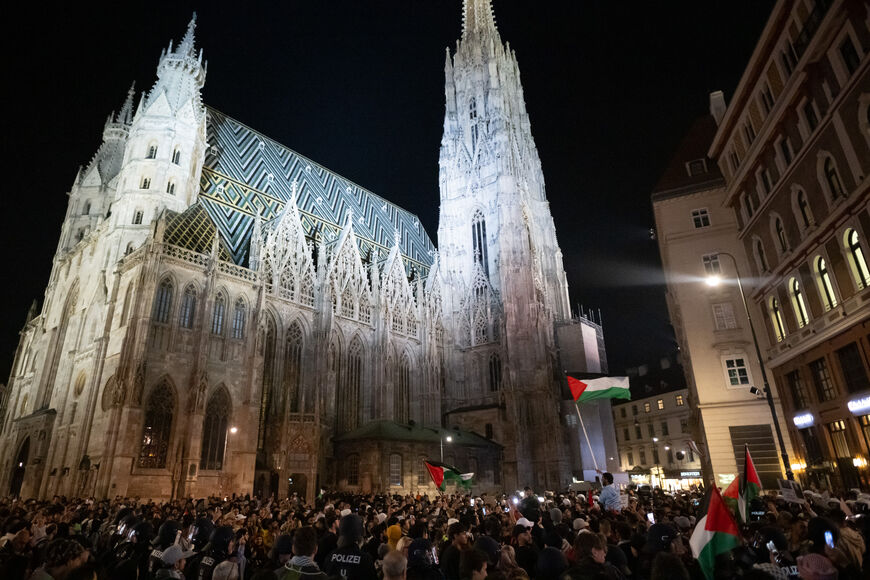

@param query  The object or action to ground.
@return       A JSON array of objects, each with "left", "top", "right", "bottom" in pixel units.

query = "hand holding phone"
[
  {"left": 646, "top": 512, "right": 655, "bottom": 524},
  {"left": 825, "top": 530, "right": 835, "bottom": 549}
]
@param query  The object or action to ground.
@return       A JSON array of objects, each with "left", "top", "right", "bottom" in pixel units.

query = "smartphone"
[
  {"left": 766, "top": 540, "right": 778, "bottom": 555},
  {"left": 430, "top": 546, "right": 439, "bottom": 565},
  {"left": 825, "top": 530, "right": 835, "bottom": 549},
  {"left": 470, "top": 498, "right": 475, "bottom": 506},
  {"left": 482, "top": 507, "right": 486, "bottom": 515},
  {"left": 646, "top": 512, "right": 655, "bottom": 524}
]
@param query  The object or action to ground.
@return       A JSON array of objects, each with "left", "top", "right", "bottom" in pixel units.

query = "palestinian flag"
[
  {"left": 739, "top": 444, "right": 762, "bottom": 522},
  {"left": 689, "top": 486, "right": 741, "bottom": 580},
  {"left": 722, "top": 477, "right": 739, "bottom": 520},
  {"left": 424, "top": 460, "right": 473, "bottom": 491},
  {"left": 567, "top": 375, "right": 631, "bottom": 404}
]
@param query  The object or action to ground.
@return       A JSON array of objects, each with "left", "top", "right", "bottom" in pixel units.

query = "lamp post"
[
  {"left": 440, "top": 435, "right": 452, "bottom": 462},
  {"left": 707, "top": 251, "right": 794, "bottom": 480}
]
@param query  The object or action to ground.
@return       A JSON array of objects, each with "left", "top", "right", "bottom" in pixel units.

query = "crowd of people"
[{"left": 0, "top": 472, "right": 869, "bottom": 580}]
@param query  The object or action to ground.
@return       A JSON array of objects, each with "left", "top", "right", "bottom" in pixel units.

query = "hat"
[
  {"left": 562, "top": 498, "right": 572, "bottom": 507},
  {"left": 161, "top": 545, "right": 195, "bottom": 565},
  {"left": 512, "top": 524, "right": 531, "bottom": 537},
  {"left": 387, "top": 524, "right": 403, "bottom": 550},
  {"left": 673, "top": 516, "right": 691, "bottom": 530},
  {"left": 645, "top": 523, "right": 676, "bottom": 552},
  {"left": 797, "top": 553, "right": 838, "bottom": 580},
  {"left": 549, "top": 508, "right": 563, "bottom": 524},
  {"left": 447, "top": 518, "right": 459, "bottom": 526},
  {"left": 516, "top": 517, "right": 534, "bottom": 528},
  {"left": 340, "top": 508, "right": 352, "bottom": 517},
  {"left": 572, "top": 518, "right": 588, "bottom": 531}
]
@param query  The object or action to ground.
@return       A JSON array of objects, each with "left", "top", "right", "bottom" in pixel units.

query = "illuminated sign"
[
  {"left": 680, "top": 471, "right": 701, "bottom": 477},
  {"left": 793, "top": 413, "right": 814, "bottom": 428},
  {"left": 848, "top": 396, "right": 870, "bottom": 414}
]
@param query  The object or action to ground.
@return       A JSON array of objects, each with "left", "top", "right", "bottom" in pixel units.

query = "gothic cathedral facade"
[{"left": 0, "top": 1, "right": 607, "bottom": 500}]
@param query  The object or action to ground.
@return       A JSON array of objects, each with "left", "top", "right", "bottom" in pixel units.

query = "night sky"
[{"left": 0, "top": 1, "right": 775, "bottom": 380}]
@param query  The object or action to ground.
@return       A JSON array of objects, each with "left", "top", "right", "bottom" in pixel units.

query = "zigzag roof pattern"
[{"left": 198, "top": 108, "right": 436, "bottom": 276}]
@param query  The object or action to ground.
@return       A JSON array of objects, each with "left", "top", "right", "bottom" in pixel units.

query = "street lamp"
[
  {"left": 441, "top": 435, "right": 452, "bottom": 462},
  {"left": 706, "top": 252, "right": 794, "bottom": 480}
]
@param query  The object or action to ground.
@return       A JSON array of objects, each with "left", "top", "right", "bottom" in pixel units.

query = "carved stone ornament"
[{"left": 131, "top": 361, "right": 146, "bottom": 406}]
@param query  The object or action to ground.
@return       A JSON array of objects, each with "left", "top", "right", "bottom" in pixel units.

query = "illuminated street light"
[
  {"left": 706, "top": 252, "right": 793, "bottom": 480},
  {"left": 230, "top": 426, "right": 238, "bottom": 434},
  {"left": 440, "top": 434, "right": 453, "bottom": 462}
]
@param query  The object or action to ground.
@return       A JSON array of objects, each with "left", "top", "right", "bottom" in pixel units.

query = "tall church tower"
[{"left": 438, "top": 0, "right": 574, "bottom": 489}]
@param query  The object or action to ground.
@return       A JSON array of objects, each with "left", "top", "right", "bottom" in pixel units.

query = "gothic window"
[
  {"left": 138, "top": 382, "right": 174, "bottom": 468},
  {"left": 392, "top": 309, "right": 403, "bottom": 333},
  {"left": 257, "top": 315, "right": 277, "bottom": 451},
  {"left": 141, "top": 177, "right": 151, "bottom": 189},
  {"left": 395, "top": 354, "right": 411, "bottom": 424},
  {"left": 299, "top": 272, "right": 314, "bottom": 307},
  {"left": 200, "top": 389, "right": 230, "bottom": 470},
  {"left": 285, "top": 322, "right": 304, "bottom": 412},
  {"left": 488, "top": 353, "right": 502, "bottom": 392},
  {"left": 847, "top": 229, "right": 870, "bottom": 288},
  {"left": 755, "top": 239, "right": 769, "bottom": 273},
  {"left": 231, "top": 298, "right": 246, "bottom": 339},
  {"left": 341, "top": 287, "right": 355, "bottom": 319},
  {"left": 133, "top": 210, "right": 144, "bottom": 225},
  {"left": 823, "top": 157, "right": 846, "bottom": 199},
  {"left": 472, "top": 210, "right": 488, "bottom": 276},
  {"left": 166, "top": 181, "right": 176, "bottom": 195},
  {"left": 795, "top": 189, "right": 813, "bottom": 230},
  {"left": 791, "top": 278, "right": 809, "bottom": 328},
  {"left": 152, "top": 279, "right": 173, "bottom": 324},
  {"left": 774, "top": 217, "right": 788, "bottom": 253},
  {"left": 179, "top": 285, "right": 197, "bottom": 329},
  {"left": 474, "top": 314, "right": 488, "bottom": 345},
  {"left": 172, "top": 148, "right": 181, "bottom": 165},
  {"left": 125, "top": 243, "right": 135, "bottom": 255},
  {"left": 469, "top": 97, "right": 478, "bottom": 150},
  {"left": 347, "top": 454, "right": 360, "bottom": 486},
  {"left": 816, "top": 256, "right": 838, "bottom": 311},
  {"left": 337, "top": 337, "right": 363, "bottom": 433},
  {"left": 83, "top": 202, "right": 91, "bottom": 215},
  {"left": 770, "top": 297, "right": 786, "bottom": 342},
  {"left": 389, "top": 453, "right": 402, "bottom": 487},
  {"left": 211, "top": 293, "right": 226, "bottom": 335},
  {"left": 146, "top": 145, "right": 158, "bottom": 159}
]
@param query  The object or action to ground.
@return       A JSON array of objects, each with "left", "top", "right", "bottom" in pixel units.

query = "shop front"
[{"left": 662, "top": 469, "right": 704, "bottom": 491}]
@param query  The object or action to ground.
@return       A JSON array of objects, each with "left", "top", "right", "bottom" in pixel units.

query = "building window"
[
  {"left": 179, "top": 285, "right": 197, "bottom": 329},
  {"left": 702, "top": 253, "right": 721, "bottom": 275},
  {"left": 836, "top": 343, "right": 870, "bottom": 394},
  {"left": 648, "top": 423, "right": 655, "bottom": 437},
  {"left": 644, "top": 402, "right": 651, "bottom": 413},
  {"left": 803, "top": 101, "right": 819, "bottom": 132},
  {"left": 770, "top": 297, "right": 786, "bottom": 342},
  {"left": 796, "top": 190, "right": 812, "bottom": 229},
  {"left": 146, "top": 145, "right": 158, "bottom": 159},
  {"left": 816, "top": 257, "right": 838, "bottom": 311},
  {"left": 775, "top": 218, "right": 788, "bottom": 253},
  {"left": 489, "top": 353, "right": 502, "bottom": 392},
  {"left": 133, "top": 210, "right": 144, "bottom": 225},
  {"left": 172, "top": 148, "right": 181, "bottom": 165},
  {"left": 285, "top": 322, "right": 304, "bottom": 412},
  {"left": 675, "top": 394, "right": 684, "bottom": 406},
  {"left": 395, "top": 355, "right": 411, "bottom": 424},
  {"left": 827, "top": 420, "right": 851, "bottom": 458},
  {"left": 713, "top": 303, "right": 738, "bottom": 330},
  {"left": 657, "top": 399, "right": 664, "bottom": 410},
  {"left": 485, "top": 423, "right": 493, "bottom": 439},
  {"left": 743, "top": 120, "right": 756, "bottom": 145},
  {"left": 760, "top": 83, "right": 774, "bottom": 114},
  {"left": 742, "top": 192, "right": 755, "bottom": 220},
  {"left": 627, "top": 452, "right": 634, "bottom": 467},
  {"left": 809, "top": 357, "right": 837, "bottom": 402},
  {"left": 688, "top": 448, "right": 695, "bottom": 463},
  {"left": 620, "top": 407, "right": 626, "bottom": 418},
  {"left": 200, "top": 389, "right": 230, "bottom": 470},
  {"left": 389, "top": 453, "right": 402, "bottom": 487},
  {"left": 680, "top": 418, "right": 689, "bottom": 433},
  {"left": 138, "top": 382, "right": 174, "bottom": 468},
  {"left": 623, "top": 428, "right": 630, "bottom": 441},
  {"left": 759, "top": 169, "right": 772, "bottom": 196},
  {"left": 652, "top": 447, "right": 660, "bottom": 464},
  {"left": 847, "top": 229, "right": 870, "bottom": 288},
  {"left": 661, "top": 421, "right": 669, "bottom": 436},
  {"left": 692, "top": 208, "right": 711, "bottom": 228},
  {"left": 141, "top": 177, "right": 151, "bottom": 189},
  {"left": 687, "top": 160, "right": 707, "bottom": 176},
  {"left": 755, "top": 239, "right": 769, "bottom": 272},
  {"left": 153, "top": 278, "right": 173, "bottom": 324},
  {"left": 639, "top": 449, "right": 647, "bottom": 465},
  {"left": 231, "top": 298, "right": 246, "bottom": 339},
  {"left": 83, "top": 202, "right": 91, "bottom": 215},
  {"left": 779, "top": 137, "right": 793, "bottom": 166},
  {"left": 791, "top": 278, "right": 809, "bottom": 328},
  {"left": 667, "top": 448, "right": 674, "bottom": 465},
  {"left": 469, "top": 97, "right": 478, "bottom": 150},
  {"left": 471, "top": 210, "right": 488, "bottom": 276},
  {"left": 211, "top": 294, "right": 226, "bottom": 335},
  {"left": 347, "top": 454, "right": 360, "bottom": 486},
  {"left": 840, "top": 36, "right": 860, "bottom": 76},
  {"left": 635, "top": 425, "right": 642, "bottom": 439},
  {"left": 632, "top": 405, "right": 638, "bottom": 416},
  {"left": 729, "top": 150, "right": 741, "bottom": 173},
  {"left": 725, "top": 357, "right": 750, "bottom": 387},
  {"left": 166, "top": 181, "right": 176, "bottom": 195},
  {"left": 786, "top": 369, "right": 809, "bottom": 409},
  {"left": 861, "top": 417, "right": 870, "bottom": 456},
  {"left": 824, "top": 157, "right": 846, "bottom": 199}
]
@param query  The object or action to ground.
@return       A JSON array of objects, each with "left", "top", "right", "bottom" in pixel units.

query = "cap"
[
  {"left": 161, "top": 544, "right": 195, "bottom": 565},
  {"left": 516, "top": 517, "right": 534, "bottom": 528},
  {"left": 447, "top": 518, "right": 459, "bottom": 526},
  {"left": 340, "top": 508, "right": 352, "bottom": 517},
  {"left": 573, "top": 518, "right": 588, "bottom": 531}
]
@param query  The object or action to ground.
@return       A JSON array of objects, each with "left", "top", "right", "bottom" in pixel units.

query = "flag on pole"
[
  {"left": 722, "top": 477, "right": 740, "bottom": 520},
  {"left": 739, "top": 444, "right": 762, "bottom": 522},
  {"left": 566, "top": 375, "right": 631, "bottom": 404},
  {"left": 689, "top": 486, "right": 741, "bottom": 580},
  {"left": 424, "top": 460, "right": 473, "bottom": 491}
]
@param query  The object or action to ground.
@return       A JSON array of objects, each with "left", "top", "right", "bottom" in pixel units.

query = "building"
[
  {"left": 652, "top": 109, "right": 797, "bottom": 489},
  {"left": 706, "top": 0, "right": 870, "bottom": 491},
  {"left": 0, "top": 1, "right": 612, "bottom": 501},
  {"left": 612, "top": 358, "right": 704, "bottom": 490}
]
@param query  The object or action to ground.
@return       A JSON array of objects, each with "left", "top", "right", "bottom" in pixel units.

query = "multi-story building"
[
  {"left": 707, "top": 0, "right": 870, "bottom": 490},
  {"left": 653, "top": 111, "right": 797, "bottom": 489},
  {"left": 612, "top": 360, "right": 703, "bottom": 489}
]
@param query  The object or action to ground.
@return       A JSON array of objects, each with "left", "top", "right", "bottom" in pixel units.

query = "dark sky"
[{"left": 0, "top": 1, "right": 775, "bottom": 379}]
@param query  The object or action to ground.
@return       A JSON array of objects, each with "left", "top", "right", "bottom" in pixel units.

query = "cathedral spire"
[
  {"left": 116, "top": 82, "right": 136, "bottom": 125},
  {"left": 462, "top": 0, "right": 498, "bottom": 38},
  {"left": 177, "top": 13, "right": 197, "bottom": 58}
]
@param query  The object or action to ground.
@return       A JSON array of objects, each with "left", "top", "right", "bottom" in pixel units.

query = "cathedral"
[{"left": 0, "top": 1, "right": 612, "bottom": 501}]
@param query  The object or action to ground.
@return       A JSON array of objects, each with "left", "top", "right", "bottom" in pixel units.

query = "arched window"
[
  {"left": 179, "top": 285, "right": 197, "bottom": 329},
  {"left": 472, "top": 210, "right": 488, "bottom": 276},
  {"left": 140, "top": 177, "right": 151, "bottom": 190},
  {"left": 200, "top": 389, "right": 230, "bottom": 470},
  {"left": 211, "top": 293, "right": 226, "bottom": 335},
  {"left": 770, "top": 297, "right": 786, "bottom": 342},
  {"left": 231, "top": 298, "right": 246, "bottom": 339},
  {"left": 469, "top": 97, "right": 478, "bottom": 150},
  {"left": 489, "top": 353, "right": 502, "bottom": 392},
  {"left": 153, "top": 279, "right": 173, "bottom": 324},
  {"left": 83, "top": 202, "right": 91, "bottom": 215},
  {"left": 847, "top": 229, "right": 870, "bottom": 288},
  {"left": 133, "top": 209, "right": 144, "bottom": 225},
  {"left": 146, "top": 145, "right": 158, "bottom": 159},
  {"left": 138, "top": 382, "right": 174, "bottom": 468},
  {"left": 166, "top": 181, "right": 176, "bottom": 195},
  {"left": 285, "top": 322, "right": 304, "bottom": 412},
  {"left": 795, "top": 189, "right": 813, "bottom": 230},
  {"left": 824, "top": 157, "right": 846, "bottom": 199},
  {"left": 742, "top": 192, "right": 755, "bottom": 220},
  {"left": 73, "top": 372, "right": 87, "bottom": 397},
  {"left": 257, "top": 315, "right": 277, "bottom": 451},
  {"left": 395, "top": 354, "right": 411, "bottom": 423},
  {"left": 172, "top": 149, "right": 181, "bottom": 165},
  {"left": 755, "top": 239, "right": 769, "bottom": 272},
  {"left": 791, "top": 278, "right": 809, "bottom": 328},
  {"left": 816, "top": 257, "right": 838, "bottom": 311},
  {"left": 337, "top": 338, "right": 363, "bottom": 433},
  {"left": 774, "top": 217, "right": 788, "bottom": 253},
  {"left": 389, "top": 453, "right": 403, "bottom": 487},
  {"left": 125, "top": 243, "right": 135, "bottom": 255},
  {"left": 347, "top": 454, "right": 360, "bottom": 486}
]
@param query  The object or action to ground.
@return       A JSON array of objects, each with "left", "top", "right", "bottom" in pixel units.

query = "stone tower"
[{"left": 438, "top": 0, "right": 575, "bottom": 490}]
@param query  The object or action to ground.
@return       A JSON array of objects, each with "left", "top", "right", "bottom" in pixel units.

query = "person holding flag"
[
  {"left": 739, "top": 444, "right": 762, "bottom": 524},
  {"left": 689, "top": 485, "right": 741, "bottom": 580}
]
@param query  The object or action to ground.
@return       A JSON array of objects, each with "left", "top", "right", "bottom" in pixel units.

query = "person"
[
  {"left": 275, "top": 526, "right": 327, "bottom": 580},
  {"left": 797, "top": 552, "right": 839, "bottom": 580},
  {"left": 315, "top": 513, "right": 338, "bottom": 569},
  {"left": 29, "top": 538, "right": 87, "bottom": 580},
  {"left": 155, "top": 544, "right": 195, "bottom": 579},
  {"left": 599, "top": 472, "right": 621, "bottom": 513},
  {"left": 197, "top": 526, "right": 236, "bottom": 580},
  {"left": 323, "top": 514, "right": 377, "bottom": 580},
  {"left": 383, "top": 549, "right": 409, "bottom": 580},
  {"left": 536, "top": 546, "right": 569, "bottom": 579},
  {"left": 441, "top": 521, "right": 470, "bottom": 580},
  {"left": 406, "top": 537, "right": 441, "bottom": 580},
  {"left": 564, "top": 532, "right": 623, "bottom": 580},
  {"left": 513, "top": 522, "right": 538, "bottom": 578},
  {"left": 458, "top": 548, "right": 489, "bottom": 580},
  {"left": 0, "top": 519, "right": 32, "bottom": 580}
]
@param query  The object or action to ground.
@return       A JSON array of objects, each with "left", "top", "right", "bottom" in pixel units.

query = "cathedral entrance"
[
  {"left": 287, "top": 473, "right": 307, "bottom": 501},
  {"left": 9, "top": 438, "right": 29, "bottom": 497}
]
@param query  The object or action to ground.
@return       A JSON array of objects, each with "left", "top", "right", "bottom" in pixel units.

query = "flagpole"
[{"left": 575, "top": 404, "right": 600, "bottom": 473}]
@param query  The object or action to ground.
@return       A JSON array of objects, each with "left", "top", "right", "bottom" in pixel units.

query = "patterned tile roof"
[
  {"left": 164, "top": 203, "right": 232, "bottom": 261},
  {"left": 198, "top": 108, "right": 436, "bottom": 275}
]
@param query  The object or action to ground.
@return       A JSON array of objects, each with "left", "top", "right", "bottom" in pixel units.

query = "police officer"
[
  {"left": 148, "top": 520, "right": 181, "bottom": 576},
  {"left": 323, "top": 514, "right": 377, "bottom": 580},
  {"left": 182, "top": 517, "right": 214, "bottom": 580},
  {"left": 196, "top": 526, "right": 235, "bottom": 580}
]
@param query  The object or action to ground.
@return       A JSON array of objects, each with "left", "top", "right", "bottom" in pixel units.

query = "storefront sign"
[
  {"left": 848, "top": 396, "right": 870, "bottom": 414},
  {"left": 680, "top": 471, "right": 701, "bottom": 477},
  {"left": 793, "top": 413, "right": 814, "bottom": 428}
]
